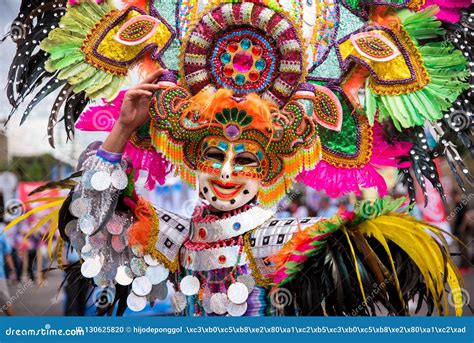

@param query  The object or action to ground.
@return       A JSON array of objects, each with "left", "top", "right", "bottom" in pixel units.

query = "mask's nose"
[{"left": 220, "top": 150, "right": 233, "bottom": 180}]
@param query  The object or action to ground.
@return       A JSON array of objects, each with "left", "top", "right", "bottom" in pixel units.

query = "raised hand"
[{"left": 102, "top": 69, "right": 166, "bottom": 153}]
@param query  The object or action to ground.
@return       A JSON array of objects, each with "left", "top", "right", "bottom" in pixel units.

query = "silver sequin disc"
[
  {"left": 111, "top": 235, "right": 126, "bottom": 253},
  {"left": 237, "top": 274, "right": 255, "bottom": 294},
  {"left": 145, "top": 264, "right": 169, "bottom": 285},
  {"left": 147, "top": 283, "right": 168, "bottom": 302},
  {"left": 79, "top": 214, "right": 96, "bottom": 235},
  {"left": 106, "top": 214, "right": 124, "bottom": 235},
  {"left": 81, "top": 256, "right": 102, "bottom": 278},
  {"left": 180, "top": 275, "right": 200, "bottom": 296},
  {"left": 126, "top": 292, "right": 147, "bottom": 312},
  {"left": 227, "top": 301, "right": 248, "bottom": 317},
  {"left": 131, "top": 245, "right": 144, "bottom": 257},
  {"left": 210, "top": 293, "right": 229, "bottom": 315},
  {"left": 65, "top": 220, "right": 78, "bottom": 236},
  {"left": 202, "top": 289, "right": 213, "bottom": 314},
  {"left": 102, "top": 260, "right": 118, "bottom": 280},
  {"left": 81, "top": 244, "right": 96, "bottom": 259},
  {"left": 131, "top": 257, "right": 147, "bottom": 276},
  {"left": 69, "top": 231, "right": 85, "bottom": 251},
  {"left": 93, "top": 272, "right": 108, "bottom": 288},
  {"left": 171, "top": 292, "right": 187, "bottom": 313},
  {"left": 89, "top": 231, "right": 107, "bottom": 249},
  {"left": 132, "top": 276, "right": 152, "bottom": 296},
  {"left": 143, "top": 254, "right": 159, "bottom": 266},
  {"left": 115, "top": 265, "right": 133, "bottom": 286},
  {"left": 69, "top": 198, "right": 89, "bottom": 217},
  {"left": 82, "top": 170, "right": 95, "bottom": 190},
  {"left": 111, "top": 169, "right": 128, "bottom": 190},
  {"left": 91, "top": 171, "right": 111, "bottom": 191},
  {"left": 227, "top": 282, "right": 248, "bottom": 304}
]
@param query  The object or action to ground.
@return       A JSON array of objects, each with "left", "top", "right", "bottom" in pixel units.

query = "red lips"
[{"left": 210, "top": 179, "right": 244, "bottom": 200}]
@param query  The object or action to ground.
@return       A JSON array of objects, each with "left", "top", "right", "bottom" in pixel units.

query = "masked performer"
[{"left": 4, "top": 0, "right": 473, "bottom": 316}]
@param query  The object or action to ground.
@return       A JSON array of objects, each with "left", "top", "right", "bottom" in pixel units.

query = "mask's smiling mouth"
[{"left": 210, "top": 179, "right": 244, "bottom": 200}]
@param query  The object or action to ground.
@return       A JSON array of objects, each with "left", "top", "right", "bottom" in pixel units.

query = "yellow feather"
[
  {"left": 23, "top": 210, "right": 59, "bottom": 240},
  {"left": 358, "top": 220, "right": 405, "bottom": 306},
  {"left": 341, "top": 225, "right": 367, "bottom": 303}
]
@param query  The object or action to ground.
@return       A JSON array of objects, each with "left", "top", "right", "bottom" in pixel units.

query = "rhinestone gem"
[
  {"left": 221, "top": 52, "right": 231, "bottom": 63},
  {"left": 255, "top": 59, "right": 265, "bottom": 71},
  {"left": 228, "top": 42, "right": 238, "bottom": 52},
  {"left": 240, "top": 38, "right": 251, "bottom": 49},
  {"left": 233, "top": 50, "right": 253, "bottom": 73},
  {"left": 224, "top": 124, "right": 241, "bottom": 139},
  {"left": 234, "top": 74, "right": 246, "bottom": 85}
]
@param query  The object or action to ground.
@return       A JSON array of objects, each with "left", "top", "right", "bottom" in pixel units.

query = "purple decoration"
[
  {"left": 298, "top": 82, "right": 315, "bottom": 93},
  {"left": 159, "top": 70, "right": 178, "bottom": 83},
  {"left": 224, "top": 124, "right": 241, "bottom": 139},
  {"left": 97, "top": 147, "right": 123, "bottom": 164},
  {"left": 233, "top": 51, "right": 254, "bottom": 73}
]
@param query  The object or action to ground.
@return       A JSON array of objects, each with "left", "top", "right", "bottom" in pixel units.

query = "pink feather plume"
[
  {"left": 75, "top": 91, "right": 171, "bottom": 189},
  {"left": 297, "top": 123, "right": 412, "bottom": 198}
]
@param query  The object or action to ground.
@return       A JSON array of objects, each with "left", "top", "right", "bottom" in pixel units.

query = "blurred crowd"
[{"left": 0, "top": 179, "right": 473, "bottom": 316}]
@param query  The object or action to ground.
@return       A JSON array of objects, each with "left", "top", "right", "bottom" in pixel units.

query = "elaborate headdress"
[{"left": 4, "top": 0, "right": 473, "bottom": 207}]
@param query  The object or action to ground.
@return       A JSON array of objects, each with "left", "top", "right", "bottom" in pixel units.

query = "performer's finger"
[
  {"left": 135, "top": 84, "right": 163, "bottom": 92},
  {"left": 127, "top": 89, "right": 153, "bottom": 98},
  {"left": 142, "top": 69, "right": 165, "bottom": 84}
]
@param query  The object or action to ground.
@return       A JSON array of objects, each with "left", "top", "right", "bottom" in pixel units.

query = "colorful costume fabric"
[{"left": 3, "top": 0, "right": 472, "bottom": 316}]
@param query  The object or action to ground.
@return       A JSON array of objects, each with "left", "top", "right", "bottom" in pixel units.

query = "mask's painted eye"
[
  {"left": 234, "top": 152, "right": 259, "bottom": 166},
  {"left": 204, "top": 147, "right": 226, "bottom": 162}
]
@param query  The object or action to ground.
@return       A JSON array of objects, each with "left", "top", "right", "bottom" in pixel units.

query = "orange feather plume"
[{"left": 184, "top": 88, "right": 278, "bottom": 132}]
